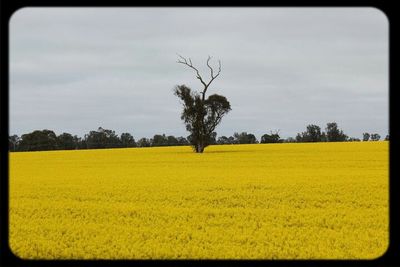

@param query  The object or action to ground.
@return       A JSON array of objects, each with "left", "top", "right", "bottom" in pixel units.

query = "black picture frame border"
[{"left": 1, "top": 1, "right": 397, "bottom": 267}]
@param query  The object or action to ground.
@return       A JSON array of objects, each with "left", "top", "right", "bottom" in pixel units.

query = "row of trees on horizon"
[{"left": 8, "top": 122, "right": 388, "bottom": 152}]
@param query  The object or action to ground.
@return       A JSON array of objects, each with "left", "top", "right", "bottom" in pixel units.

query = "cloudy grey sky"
[{"left": 10, "top": 7, "right": 388, "bottom": 140}]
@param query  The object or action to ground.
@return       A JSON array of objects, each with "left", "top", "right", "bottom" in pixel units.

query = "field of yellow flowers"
[{"left": 9, "top": 142, "right": 388, "bottom": 259}]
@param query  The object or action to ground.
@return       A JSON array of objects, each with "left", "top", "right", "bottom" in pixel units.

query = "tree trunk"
[{"left": 196, "top": 143, "right": 204, "bottom": 153}]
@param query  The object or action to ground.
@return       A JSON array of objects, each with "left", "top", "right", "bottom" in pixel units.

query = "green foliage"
[
  {"left": 85, "top": 127, "right": 121, "bottom": 149},
  {"left": 347, "top": 137, "right": 361, "bottom": 142},
  {"left": 9, "top": 135, "right": 20, "bottom": 151},
  {"left": 120, "top": 133, "right": 136, "bottom": 147},
  {"left": 174, "top": 85, "right": 231, "bottom": 152},
  {"left": 57, "top": 133, "right": 76, "bottom": 150},
  {"left": 217, "top": 136, "right": 234, "bottom": 145},
  {"left": 363, "top": 133, "right": 370, "bottom": 141},
  {"left": 233, "top": 132, "right": 258, "bottom": 144},
  {"left": 261, "top": 131, "right": 283, "bottom": 143},
  {"left": 370, "top": 133, "right": 381, "bottom": 141},
  {"left": 325, "top": 122, "right": 347, "bottom": 142},
  {"left": 9, "top": 124, "right": 384, "bottom": 152},
  {"left": 295, "top": 122, "right": 348, "bottom": 143},
  {"left": 18, "top": 130, "right": 58, "bottom": 151},
  {"left": 174, "top": 55, "right": 230, "bottom": 153},
  {"left": 296, "top": 124, "right": 324, "bottom": 142},
  {"left": 151, "top": 134, "right": 168, "bottom": 147},
  {"left": 137, "top": 138, "right": 151, "bottom": 147}
]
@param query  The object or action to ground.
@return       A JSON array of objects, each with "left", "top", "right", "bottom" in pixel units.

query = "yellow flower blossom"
[{"left": 9, "top": 142, "right": 388, "bottom": 259}]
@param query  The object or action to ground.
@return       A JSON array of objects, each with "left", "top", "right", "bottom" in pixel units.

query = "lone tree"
[{"left": 174, "top": 55, "right": 231, "bottom": 153}]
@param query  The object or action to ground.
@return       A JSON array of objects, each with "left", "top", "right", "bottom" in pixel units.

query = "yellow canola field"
[{"left": 9, "top": 142, "right": 388, "bottom": 259}]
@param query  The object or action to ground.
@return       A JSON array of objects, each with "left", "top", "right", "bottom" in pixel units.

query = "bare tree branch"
[
  {"left": 207, "top": 114, "right": 223, "bottom": 134},
  {"left": 177, "top": 54, "right": 222, "bottom": 101},
  {"left": 205, "top": 59, "right": 221, "bottom": 89},
  {"left": 177, "top": 54, "right": 208, "bottom": 88},
  {"left": 206, "top": 56, "right": 214, "bottom": 78}
]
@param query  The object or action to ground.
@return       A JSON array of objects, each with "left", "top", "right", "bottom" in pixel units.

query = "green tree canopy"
[
  {"left": 296, "top": 124, "right": 324, "bottom": 142},
  {"left": 19, "top": 130, "right": 58, "bottom": 151},
  {"left": 325, "top": 122, "right": 347, "bottom": 142}
]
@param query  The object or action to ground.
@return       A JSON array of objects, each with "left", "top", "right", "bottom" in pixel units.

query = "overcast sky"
[{"left": 10, "top": 7, "right": 388, "bottom": 140}]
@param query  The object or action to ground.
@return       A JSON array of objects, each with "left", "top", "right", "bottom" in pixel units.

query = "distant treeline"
[{"left": 9, "top": 122, "right": 388, "bottom": 152}]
